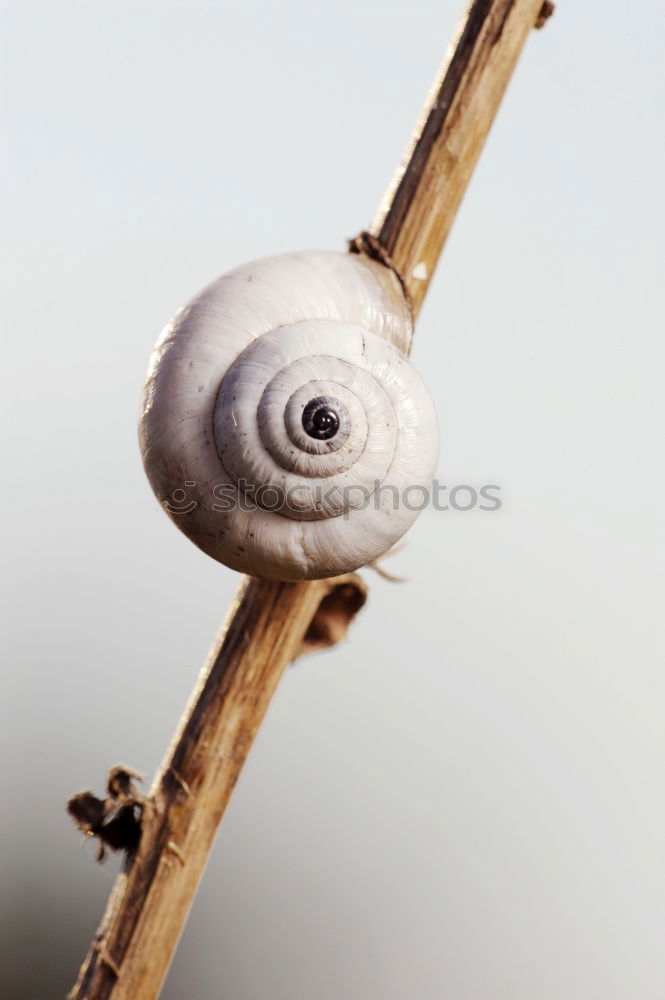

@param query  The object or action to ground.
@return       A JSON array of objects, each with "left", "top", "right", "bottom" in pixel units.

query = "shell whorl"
[{"left": 140, "top": 250, "right": 438, "bottom": 581}]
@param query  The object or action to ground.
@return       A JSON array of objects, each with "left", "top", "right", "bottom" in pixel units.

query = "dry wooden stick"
[
  {"left": 68, "top": 575, "right": 366, "bottom": 999},
  {"left": 351, "top": 0, "right": 553, "bottom": 317},
  {"left": 68, "top": 1, "right": 552, "bottom": 996}
]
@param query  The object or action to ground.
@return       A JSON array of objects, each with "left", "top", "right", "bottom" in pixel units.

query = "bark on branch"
[
  {"left": 68, "top": 574, "right": 367, "bottom": 999},
  {"left": 68, "top": 1, "right": 552, "bottom": 995},
  {"left": 351, "top": 0, "right": 552, "bottom": 318}
]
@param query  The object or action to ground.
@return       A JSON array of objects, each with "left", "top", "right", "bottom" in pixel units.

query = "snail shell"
[{"left": 140, "top": 250, "right": 438, "bottom": 581}]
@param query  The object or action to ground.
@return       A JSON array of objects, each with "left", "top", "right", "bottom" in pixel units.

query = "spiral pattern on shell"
[{"left": 140, "top": 251, "right": 438, "bottom": 581}]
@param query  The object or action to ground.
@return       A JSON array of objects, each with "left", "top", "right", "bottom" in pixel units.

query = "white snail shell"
[{"left": 140, "top": 250, "right": 438, "bottom": 581}]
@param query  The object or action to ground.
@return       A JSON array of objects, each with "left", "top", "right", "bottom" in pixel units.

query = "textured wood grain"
[
  {"left": 69, "top": 574, "right": 367, "bottom": 999},
  {"left": 354, "top": 0, "right": 551, "bottom": 318},
  {"left": 68, "top": 1, "right": 550, "bottom": 995}
]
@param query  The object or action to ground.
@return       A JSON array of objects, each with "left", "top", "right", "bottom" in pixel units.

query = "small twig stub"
[
  {"left": 68, "top": 766, "right": 145, "bottom": 862},
  {"left": 535, "top": 1, "right": 555, "bottom": 29}
]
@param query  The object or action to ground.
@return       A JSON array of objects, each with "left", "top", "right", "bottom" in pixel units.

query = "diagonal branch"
[
  {"left": 68, "top": 574, "right": 367, "bottom": 999},
  {"left": 68, "top": 2, "right": 552, "bottom": 997},
  {"left": 352, "top": 0, "right": 553, "bottom": 317}
]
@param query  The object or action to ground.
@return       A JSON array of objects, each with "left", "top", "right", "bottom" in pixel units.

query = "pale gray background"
[{"left": 2, "top": 1, "right": 664, "bottom": 997}]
